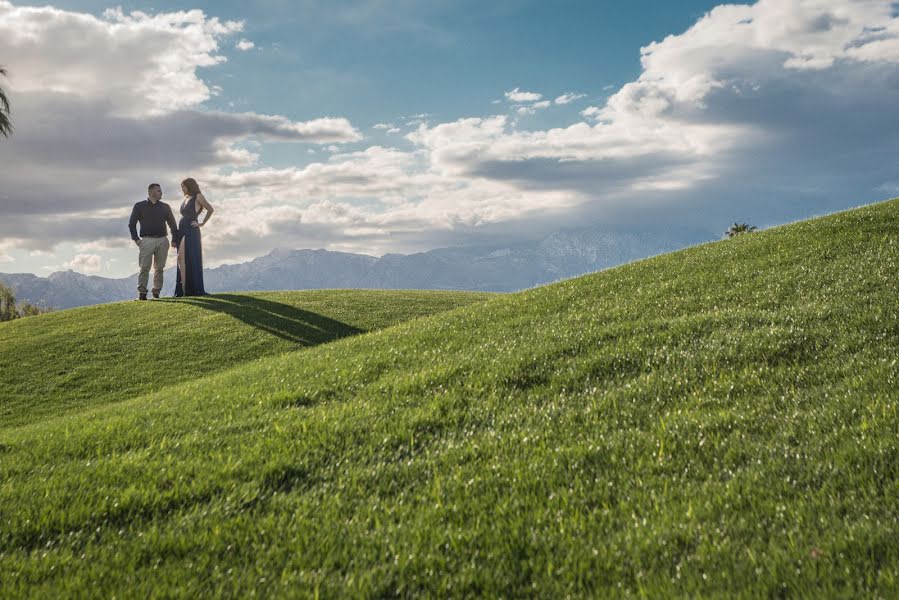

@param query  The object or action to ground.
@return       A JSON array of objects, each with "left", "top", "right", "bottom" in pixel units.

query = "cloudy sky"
[{"left": 1, "top": 0, "right": 899, "bottom": 277}]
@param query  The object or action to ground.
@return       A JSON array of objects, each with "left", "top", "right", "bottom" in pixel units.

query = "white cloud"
[
  {"left": 75, "top": 240, "right": 131, "bottom": 252},
  {"left": 0, "top": 1, "right": 361, "bottom": 263},
  {"left": 373, "top": 123, "right": 403, "bottom": 133},
  {"left": 188, "top": 141, "right": 581, "bottom": 260},
  {"left": 205, "top": 146, "right": 436, "bottom": 201},
  {"left": 226, "top": 114, "right": 361, "bottom": 142},
  {"left": 391, "top": 0, "right": 899, "bottom": 241},
  {"left": 504, "top": 87, "right": 542, "bottom": 102},
  {"left": 235, "top": 38, "right": 255, "bottom": 51},
  {"left": 0, "top": 1, "right": 242, "bottom": 117},
  {"left": 62, "top": 254, "right": 103, "bottom": 274},
  {"left": 403, "top": 113, "right": 431, "bottom": 127},
  {"left": 418, "top": 0, "right": 899, "bottom": 178},
  {"left": 554, "top": 93, "right": 586, "bottom": 104},
  {"left": 515, "top": 100, "right": 552, "bottom": 116},
  {"left": 5, "top": 0, "right": 899, "bottom": 276}
]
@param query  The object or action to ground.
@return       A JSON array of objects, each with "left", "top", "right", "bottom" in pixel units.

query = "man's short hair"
[{"left": 148, "top": 183, "right": 161, "bottom": 192}]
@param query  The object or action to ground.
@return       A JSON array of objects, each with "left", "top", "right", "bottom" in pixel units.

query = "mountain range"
[{"left": 1, "top": 227, "right": 714, "bottom": 309}]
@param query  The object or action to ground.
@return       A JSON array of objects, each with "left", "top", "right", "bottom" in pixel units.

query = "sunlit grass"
[{"left": 0, "top": 290, "right": 493, "bottom": 428}]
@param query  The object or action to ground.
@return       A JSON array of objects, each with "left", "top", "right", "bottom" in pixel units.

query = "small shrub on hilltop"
[{"left": 725, "top": 222, "right": 758, "bottom": 238}]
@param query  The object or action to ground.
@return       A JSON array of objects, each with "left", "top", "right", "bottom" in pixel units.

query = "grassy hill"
[
  {"left": 1, "top": 200, "right": 898, "bottom": 597},
  {"left": 0, "top": 290, "right": 493, "bottom": 428}
]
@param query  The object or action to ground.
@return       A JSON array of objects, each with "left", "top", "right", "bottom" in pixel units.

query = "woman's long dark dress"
[{"left": 174, "top": 195, "right": 207, "bottom": 297}]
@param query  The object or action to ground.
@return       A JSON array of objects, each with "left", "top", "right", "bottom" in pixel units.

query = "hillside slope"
[
  {"left": 0, "top": 290, "right": 493, "bottom": 428},
  {"left": 1, "top": 200, "right": 897, "bottom": 597}
]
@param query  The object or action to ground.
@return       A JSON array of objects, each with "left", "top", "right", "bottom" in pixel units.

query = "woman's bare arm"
[{"left": 196, "top": 192, "right": 215, "bottom": 226}]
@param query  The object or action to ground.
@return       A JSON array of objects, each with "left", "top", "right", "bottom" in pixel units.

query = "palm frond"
[
  {"left": 0, "top": 65, "right": 12, "bottom": 138},
  {"left": 725, "top": 222, "right": 757, "bottom": 238}
]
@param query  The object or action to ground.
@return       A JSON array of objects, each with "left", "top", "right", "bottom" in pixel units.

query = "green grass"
[
  {"left": 0, "top": 290, "right": 493, "bottom": 428},
  {"left": 1, "top": 200, "right": 898, "bottom": 597}
]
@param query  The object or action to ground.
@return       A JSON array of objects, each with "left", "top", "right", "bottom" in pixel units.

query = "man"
[{"left": 128, "top": 183, "right": 178, "bottom": 300}]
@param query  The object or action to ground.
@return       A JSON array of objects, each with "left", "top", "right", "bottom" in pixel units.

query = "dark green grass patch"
[
  {"left": 0, "top": 290, "right": 493, "bottom": 428},
  {"left": 1, "top": 200, "right": 898, "bottom": 597}
]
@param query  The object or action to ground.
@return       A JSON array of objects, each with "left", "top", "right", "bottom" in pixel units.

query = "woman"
[{"left": 174, "top": 177, "right": 214, "bottom": 297}]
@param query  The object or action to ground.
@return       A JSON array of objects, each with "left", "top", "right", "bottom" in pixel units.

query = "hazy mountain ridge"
[{"left": 1, "top": 228, "right": 712, "bottom": 309}]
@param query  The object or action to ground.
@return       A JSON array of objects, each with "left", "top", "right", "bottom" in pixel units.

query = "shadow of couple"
[{"left": 175, "top": 293, "right": 362, "bottom": 346}]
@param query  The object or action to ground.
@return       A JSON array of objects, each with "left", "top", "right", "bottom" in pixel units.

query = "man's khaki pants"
[{"left": 137, "top": 236, "right": 170, "bottom": 295}]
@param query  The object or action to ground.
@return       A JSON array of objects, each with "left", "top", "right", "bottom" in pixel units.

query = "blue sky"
[
  {"left": 2, "top": 0, "right": 899, "bottom": 277},
  {"left": 44, "top": 1, "right": 722, "bottom": 135}
]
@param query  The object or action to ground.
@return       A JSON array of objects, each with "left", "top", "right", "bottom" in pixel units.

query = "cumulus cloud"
[
  {"left": 235, "top": 38, "right": 255, "bottom": 51},
  {"left": 5, "top": 0, "right": 899, "bottom": 277},
  {"left": 515, "top": 100, "right": 551, "bottom": 116},
  {"left": 0, "top": 1, "right": 242, "bottom": 117},
  {"left": 403, "top": 113, "right": 431, "bottom": 127},
  {"left": 554, "top": 93, "right": 586, "bottom": 104},
  {"left": 372, "top": 123, "right": 402, "bottom": 134},
  {"left": 206, "top": 146, "right": 436, "bottom": 201},
  {"left": 0, "top": 1, "right": 362, "bottom": 270},
  {"left": 0, "top": 96, "right": 359, "bottom": 221},
  {"left": 405, "top": 0, "right": 899, "bottom": 231},
  {"left": 504, "top": 87, "right": 542, "bottom": 102},
  {"left": 187, "top": 141, "right": 582, "bottom": 261},
  {"left": 62, "top": 254, "right": 103, "bottom": 273},
  {"left": 75, "top": 240, "right": 131, "bottom": 252}
]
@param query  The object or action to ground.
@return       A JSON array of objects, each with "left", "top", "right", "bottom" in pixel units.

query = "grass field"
[
  {"left": 1, "top": 200, "right": 898, "bottom": 597},
  {"left": 0, "top": 290, "right": 493, "bottom": 428}
]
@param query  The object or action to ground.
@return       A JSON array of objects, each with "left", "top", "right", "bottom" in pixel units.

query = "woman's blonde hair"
[{"left": 181, "top": 177, "right": 201, "bottom": 196}]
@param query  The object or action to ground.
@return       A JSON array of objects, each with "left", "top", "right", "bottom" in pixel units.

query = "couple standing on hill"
[{"left": 128, "top": 178, "right": 214, "bottom": 300}]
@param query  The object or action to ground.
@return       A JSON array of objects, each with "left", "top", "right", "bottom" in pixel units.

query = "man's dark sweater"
[{"left": 129, "top": 199, "right": 178, "bottom": 242}]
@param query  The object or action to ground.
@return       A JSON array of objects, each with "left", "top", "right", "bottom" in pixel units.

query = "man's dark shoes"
[
  {"left": 138, "top": 293, "right": 147, "bottom": 301},
  {"left": 152, "top": 290, "right": 160, "bottom": 299}
]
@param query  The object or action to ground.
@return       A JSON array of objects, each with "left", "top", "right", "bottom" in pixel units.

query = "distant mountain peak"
[{"left": 2, "top": 226, "right": 712, "bottom": 309}]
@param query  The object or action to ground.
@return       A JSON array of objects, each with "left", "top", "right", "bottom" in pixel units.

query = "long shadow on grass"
[{"left": 177, "top": 293, "right": 362, "bottom": 345}]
